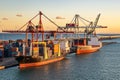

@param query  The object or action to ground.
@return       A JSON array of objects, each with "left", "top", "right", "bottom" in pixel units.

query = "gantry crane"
[
  {"left": 2, "top": 11, "right": 74, "bottom": 44},
  {"left": 57, "top": 13, "right": 107, "bottom": 35}
]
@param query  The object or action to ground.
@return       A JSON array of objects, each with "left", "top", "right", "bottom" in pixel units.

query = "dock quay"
[{"left": 0, "top": 57, "right": 18, "bottom": 70}]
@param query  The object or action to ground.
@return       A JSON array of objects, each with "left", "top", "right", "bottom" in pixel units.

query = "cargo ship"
[
  {"left": 15, "top": 39, "right": 70, "bottom": 69},
  {"left": 72, "top": 36, "right": 102, "bottom": 54}
]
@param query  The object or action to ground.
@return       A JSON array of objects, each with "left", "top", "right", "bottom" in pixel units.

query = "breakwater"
[{"left": 99, "top": 36, "right": 120, "bottom": 40}]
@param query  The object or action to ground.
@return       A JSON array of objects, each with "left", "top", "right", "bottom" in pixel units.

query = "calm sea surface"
[{"left": 0, "top": 33, "right": 120, "bottom": 80}]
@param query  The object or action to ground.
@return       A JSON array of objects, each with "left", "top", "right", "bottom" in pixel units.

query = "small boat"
[{"left": 73, "top": 36, "right": 102, "bottom": 54}]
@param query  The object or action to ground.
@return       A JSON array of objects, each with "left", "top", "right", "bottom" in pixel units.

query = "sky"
[{"left": 0, "top": 0, "right": 120, "bottom": 33}]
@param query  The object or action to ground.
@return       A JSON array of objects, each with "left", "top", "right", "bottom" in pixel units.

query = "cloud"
[
  {"left": 16, "top": 14, "right": 23, "bottom": 17},
  {"left": 2, "top": 18, "right": 8, "bottom": 20},
  {"left": 56, "top": 16, "right": 65, "bottom": 19}
]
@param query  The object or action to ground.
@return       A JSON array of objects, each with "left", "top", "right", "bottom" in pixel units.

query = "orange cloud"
[
  {"left": 56, "top": 16, "right": 65, "bottom": 19},
  {"left": 16, "top": 14, "right": 23, "bottom": 17},
  {"left": 2, "top": 18, "right": 8, "bottom": 20}
]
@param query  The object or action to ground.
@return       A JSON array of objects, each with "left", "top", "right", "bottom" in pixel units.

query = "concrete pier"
[{"left": 0, "top": 57, "right": 18, "bottom": 70}]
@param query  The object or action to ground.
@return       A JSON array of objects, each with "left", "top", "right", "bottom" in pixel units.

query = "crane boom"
[
  {"left": 42, "top": 12, "right": 65, "bottom": 31},
  {"left": 86, "top": 13, "right": 101, "bottom": 35},
  {"left": 94, "top": 13, "right": 101, "bottom": 27}
]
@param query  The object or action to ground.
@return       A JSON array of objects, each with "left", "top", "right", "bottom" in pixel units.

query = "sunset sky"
[{"left": 0, "top": 0, "right": 120, "bottom": 33}]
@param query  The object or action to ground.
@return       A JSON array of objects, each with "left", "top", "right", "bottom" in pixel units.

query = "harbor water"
[{"left": 0, "top": 33, "right": 120, "bottom": 80}]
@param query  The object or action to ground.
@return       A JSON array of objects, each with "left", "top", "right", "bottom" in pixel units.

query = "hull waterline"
[
  {"left": 19, "top": 56, "right": 64, "bottom": 69},
  {"left": 76, "top": 46, "right": 101, "bottom": 54}
]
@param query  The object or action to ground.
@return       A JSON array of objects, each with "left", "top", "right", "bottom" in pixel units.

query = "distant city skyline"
[{"left": 0, "top": 0, "right": 120, "bottom": 33}]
